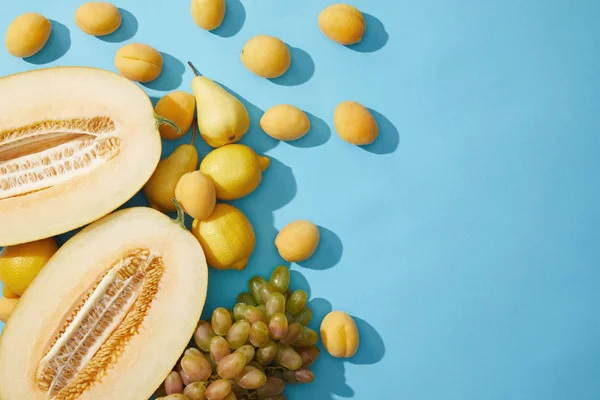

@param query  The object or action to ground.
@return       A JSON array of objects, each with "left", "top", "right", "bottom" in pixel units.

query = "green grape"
[
  {"left": 237, "top": 292, "right": 257, "bottom": 306},
  {"left": 249, "top": 321, "right": 270, "bottom": 348},
  {"left": 194, "top": 321, "right": 216, "bottom": 352},
  {"left": 177, "top": 364, "right": 194, "bottom": 386},
  {"left": 282, "top": 369, "right": 297, "bottom": 383},
  {"left": 286, "top": 290, "right": 308, "bottom": 315},
  {"left": 284, "top": 312, "right": 295, "bottom": 325},
  {"left": 226, "top": 320, "right": 250, "bottom": 349},
  {"left": 259, "top": 282, "right": 278, "bottom": 303},
  {"left": 265, "top": 292, "right": 286, "bottom": 318},
  {"left": 164, "top": 371, "right": 183, "bottom": 395},
  {"left": 256, "top": 377, "right": 285, "bottom": 398},
  {"left": 235, "top": 345, "right": 255, "bottom": 365},
  {"left": 296, "top": 346, "right": 320, "bottom": 368},
  {"left": 269, "top": 266, "right": 290, "bottom": 293},
  {"left": 294, "top": 368, "right": 315, "bottom": 383},
  {"left": 183, "top": 382, "right": 206, "bottom": 400},
  {"left": 293, "top": 326, "right": 318, "bottom": 347},
  {"left": 234, "top": 365, "right": 268, "bottom": 390},
  {"left": 230, "top": 382, "right": 246, "bottom": 397},
  {"left": 248, "top": 360, "right": 266, "bottom": 372},
  {"left": 280, "top": 322, "right": 302, "bottom": 346},
  {"left": 184, "top": 347, "right": 203, "bottom": 358},
  {"left": 255, "top": 340, "right": 278, "bottom": 365},
  {"left": 181, "top": 354, "right": 212, "bottom": 382},
  {"left": 274, "top": 343, "right": 302, "bottom": 371},
  {"left": 249, "top": 276, "right": 267, "bottom": 304},
  {"left": 244, "top": 305, "right": 267, "bottom": 325},
  {"left": 212, "top": 307, "right": 233, "bottom": 336},
  {"left": 203, "top": 351, "right": 217, "bottom": 372},
  {"left": 293, "top": 307, "right": 312, "bottom": 326},
  {"left": 233, "top": 303, "right": 248, "bottom": 321},
  {"left": 210, "top": 336, "right": 231, "bottom": 363},
  {"left": 216, "top": 352, "right": 246, "bottom": 379},
  {"left": 257, "top": 304, "right": 267, "bottom": 314},
  {"left": 205, "top": 379, "right": 231, "bottom": 400},
  {"left": 268, "top": 313, "right": 289, "bottom": 340},
  {"left": 222, "top": 393, "right": 236, "bottom": 400}
]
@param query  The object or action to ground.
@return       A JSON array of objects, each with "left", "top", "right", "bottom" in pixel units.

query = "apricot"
[
  {"left": 115, "top": 43, "right": 163, "bottom": 83},
  {"left": 191, "top": 0, "right": 226, "bottom": 31},
  {"left": 175, "top": 171, "right": 217, "bottom": 221},
  {"left": 241, "top": 35, "right": 291, "bottom": 79},
  {"left": 320, "top": 311, "right": 360, "bottom": 358},
  {"left": 155, "top": 91, "right": 196, "bottom": 140},
  {"left": 5, "top": 12, "right": 51, "bottom": 58},
  {"left": 275, "top": 220, "right": 320, "bottom": 262},
  {"left": 75, "top": 2, "right": 122, "bottom": 36},
  {"left": 318, "top": 4, "right": 365, "bottom": 45},
  {"left": 260, "top": 105, "right": 310, "bottom": 141},
  {"left": 334, "top": 101, "right": 379, "bottom": 145}
]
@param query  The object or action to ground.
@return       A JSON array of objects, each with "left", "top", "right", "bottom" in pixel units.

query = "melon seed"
[{"left": 34, "top": 249, "right": 164, "bottom": 399}]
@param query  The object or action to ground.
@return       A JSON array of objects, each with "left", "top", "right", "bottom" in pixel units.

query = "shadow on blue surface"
[
  {"left": 24, "top": 20, "right": 70, "bottom": 65},
  {"left": 349, "top": 317, "right": 385, "bottom": 365},
  {"left": 269, "top": 46, "right": 315, "bottom": 87},
  {"left": 360, "top": 108, "right": 399, "bottom": 155},
  {"left": 143, "top": 53, "right": 185, "bottom": 91},
  {"left": 347, "top": 13, "right": 388, "bottom": 53},
  {"left": 212, "top": 0, "right": 246, "bottom": 38},
  {"left": 98, "top": 8, "right": 138, "bottom": 43},
  {"left": 288, "top": 112, "right": 331, "bottom": 148},
  {"left": 298, "top": 227, "right": 343, "bottom": 270},
  {"left": 290, "top": 270, "right": 312, "bottom": 298}
]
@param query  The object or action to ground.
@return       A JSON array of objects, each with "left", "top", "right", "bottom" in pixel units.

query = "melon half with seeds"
[
  {"left": 0, "top": 206, "right": 208, "bottom": 400},
  {"left": 0, "top": 67, "right": 175, "bottom": 246}
]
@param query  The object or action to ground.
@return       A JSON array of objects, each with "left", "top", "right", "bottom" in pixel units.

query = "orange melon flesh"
[
  {"left": 0, "top": 207, "right": 208, "bottom": 400},
  {"left": 0, "top": 67, "right": 162, "bottom": 246}
]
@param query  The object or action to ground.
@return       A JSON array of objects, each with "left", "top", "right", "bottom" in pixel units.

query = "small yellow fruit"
[
  {"left": 275, "top": 220, "right": 320, "bottom": 262},
  {"left": 0, "top": 297, "right": 19, "bottom": 323},
  {"left": 318, "top": 4, "right": 365, "bottom": 45},
  {"left": 191, "top": 203, "right": 256, "bottom": 270},
  {"left": 241, "top": 35, "right": 291, "bottom": 79},
  {"left": 5, "top": 12, "right": 52, "bottom": 58},
  {"left": 175, "top": 171, "right": 217, "bottom": 221},
  {"left": 260, "top": 105, "right": 311, "bottom": 141},
  {"left": 75, "top": 2, "right": 122, "bottom": 36},
  {"left": 2, "top": 286, "right": 18, "bottom": 299},
  {"left": 200, "top": 144, "right": 270, "bottom": 200},
  {"left": 115, "top": 43, "right": 163, "bottom": 82},
  {"left": 191, "top": 0, "right": 226, "bottom": 31},
  {"left": 155, "top": 91, "right": 196, "bottom": 140},
  {"left": 334, "top": 101, "right": 379, "bottom": 145},
  {"left": 320, "top": 311, "right": 360, "bottom": 358},
  {"left": 0, "top": 238, "right": 58, "bottom": 296}
]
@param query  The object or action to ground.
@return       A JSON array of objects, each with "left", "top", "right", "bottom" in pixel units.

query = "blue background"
[{"left": 1, "top": 0, "right": 600, "bottom": 399}]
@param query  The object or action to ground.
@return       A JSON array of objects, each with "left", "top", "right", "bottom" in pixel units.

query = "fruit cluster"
[{"left": 157, "top": 266, "right": 319, "bottom": 400}]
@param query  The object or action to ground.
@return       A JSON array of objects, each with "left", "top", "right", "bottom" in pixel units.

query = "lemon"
[
  {"left": 0, "top": 238, "right": 58, "bottom": 296},
  {"left": 200, "top": 144, "right": 270, "bottom": 200},
  {"left": 191, "top": 203, "right": 256, "bottom": 270}
]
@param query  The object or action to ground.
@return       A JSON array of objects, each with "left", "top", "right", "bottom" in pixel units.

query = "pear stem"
[
  {"left": 188, "top": 61, "right": 200, "bottom": 77},
  {"left": 190, "top": 118, "right": 197, "bottom": 145},
  {"left": 154, "top": 114, "right": 181, "bottom": 135},
  {"left": 171, "top": 199, "right": 186, "bottom": 229}
]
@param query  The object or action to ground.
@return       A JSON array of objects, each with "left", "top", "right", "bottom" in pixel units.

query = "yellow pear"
[
  {"left": 188, "top": 62, "right": 250, "bottom": 148},
  {"left": 144, "top": 125, "right": 199, "bottom": 212}
]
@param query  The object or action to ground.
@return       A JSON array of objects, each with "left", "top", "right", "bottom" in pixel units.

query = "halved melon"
[
  {"left": 0, "top": 206, "right": 208, "bottom": 400},
  {"left": 0, "top": 66, "right": 171, "bottom": 246}
]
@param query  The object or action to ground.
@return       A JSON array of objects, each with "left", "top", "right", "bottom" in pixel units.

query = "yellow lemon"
[
  {"left": 200, "top": 144, "right": 270, "bottom": 200},
  {"left": 191, "top": 204, "right": 256, "bottom": 270},
  {"left": 0, "top": 238, "right": 58, "bottom": 296}
]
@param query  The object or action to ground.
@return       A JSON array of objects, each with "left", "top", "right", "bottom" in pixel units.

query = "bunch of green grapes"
[{"left": 156, "top": 266, "right": 320, "bottom": 400}]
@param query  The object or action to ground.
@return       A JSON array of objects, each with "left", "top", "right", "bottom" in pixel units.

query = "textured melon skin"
[
  {"left": 0, "top": 67, "right": 162, "bottom": 246},
  {"left": 0, "top": 207, "right": 208, "bottom": 400}
]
